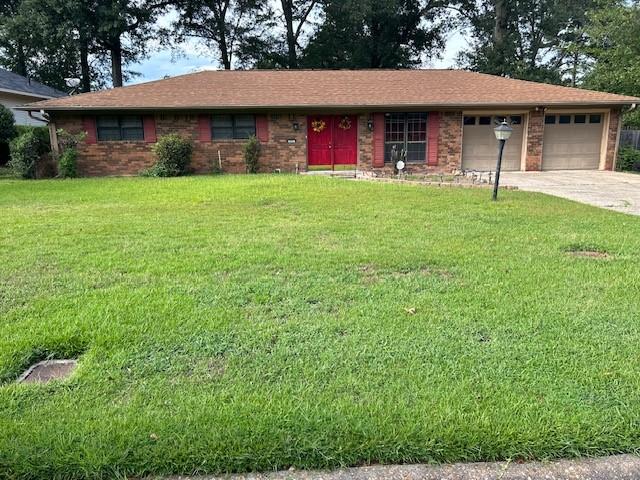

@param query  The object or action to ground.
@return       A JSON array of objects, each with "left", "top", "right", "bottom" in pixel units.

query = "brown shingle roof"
[{"left": 21, "top": 69, "right": 639, "bottom": 111}]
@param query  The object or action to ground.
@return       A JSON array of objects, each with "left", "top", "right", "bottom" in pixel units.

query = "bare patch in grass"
[
  {"left": 569, "top": 250, "right": 611, "bottom": 259},
  {"left": 18, "top": 359, "right": 77, "bottom": 384},
  {"left": 564, "top": 243, "right": 612, "bottom": 259},
  {"left": 358, "top": 264, "right": 453, "bottom": 284}
]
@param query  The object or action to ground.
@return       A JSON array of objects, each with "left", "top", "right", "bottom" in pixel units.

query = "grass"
[{"left": 1, "top": 175, "right": 640, "bottom": 479}]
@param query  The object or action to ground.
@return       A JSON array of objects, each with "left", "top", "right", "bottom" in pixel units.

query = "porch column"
[{"left": 525, "top": 109, "right": 544, "bottom": 171}]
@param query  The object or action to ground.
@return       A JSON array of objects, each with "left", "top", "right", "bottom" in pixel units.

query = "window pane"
[
  {"left": 121, "top": 127, "right": 144, "bottom": 141},
  {"left": 385, "top": 114, "right": 405, "bottom": 143},
  {"left": 574, "top": 114, "right": 586, "bottom": 124},
  {"left": 97, "top": 127, "right": 121, "bottom": 141},
  {"left": 559, "top": 115, "right": 571, "bottom": 124},
  {"left": 590, "top": 114, "right": 602, "bottom": 124},
  {"left": 545, "top": 115, "right": 556, "bottom": 124},
  {"left": 213, "top": 127, "right": 233, "bottom": 139},
  {"left": 384, "top": 142, "right": 404, "bottom": 163},
  {"left": 479, "top": 116, "right": 491, "bottom": 125},
  {"left": 120, "top": 116, "right": 143, "bottom": 128},
  {"left": 234, "top": 126, "right": 255, "bottom": 139},
  {"left": 234, "top": 115, "right": 255, "bottom": 138},
  {"left": 234, "top": 115, "right": 255, "bottom": 128},
  {"left": 406, "top": 113, "right": 427, "bottom": 142},
  {"left": 212, "top": 115, "right": 233, "bottom": 128},
  {"left": 406, "top": 142, "right": 426, "bottom": 163},
  {"left": 510, "top": 115, "right": 522, "bottom": 125},
  {"left": 463, "top": 116, "right": 476, "bottom": 125},
  {"left": 97, "top": 116, "right": 119, "bottom": 128}
]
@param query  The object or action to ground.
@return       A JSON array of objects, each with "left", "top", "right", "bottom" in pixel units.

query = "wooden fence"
[{"left": 620, "top": 129, "right": 640, "bottom": 149}]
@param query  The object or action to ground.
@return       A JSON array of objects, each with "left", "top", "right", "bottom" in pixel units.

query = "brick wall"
[
  {"left": 53, "top": 107, "right": 619, "bottom": 176},
  {"left": 437, "top": 111, "right": 463, "bottom": 171},
  {"left": 604, "top": 108, "right": 621, "bottom": 171},
  {"left": 525, "top": 109, "right": 544, "bottom": 171},
  {"left": 358, "top": 114, "right": 374, "bottom": 169},
  {"left": 53, "top": 112, "right": 308, "bottom": 176}
]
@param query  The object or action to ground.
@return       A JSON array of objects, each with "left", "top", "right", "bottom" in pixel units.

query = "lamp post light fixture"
[{"left": 492, "top": 119, "right": 513, "bottom": 201}]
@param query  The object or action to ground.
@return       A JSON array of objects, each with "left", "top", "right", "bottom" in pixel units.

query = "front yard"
[{"left": 1, "top": 175, "right": 640, "bottom": 479}]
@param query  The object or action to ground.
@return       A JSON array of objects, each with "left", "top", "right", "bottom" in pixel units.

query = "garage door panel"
[
  {"left": 462, "top": 116, "right": 523, "bottom": 171},
  {"left": 542, "top": 115, "right": 602, "bottom": 170}
]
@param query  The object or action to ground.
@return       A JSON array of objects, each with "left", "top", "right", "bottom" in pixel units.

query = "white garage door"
[
  {"left": 462, "top": 115, "right": 524, "bottom": 171},
  {"left": 542, "top": 113, "right": 603, "bottom": 170}
]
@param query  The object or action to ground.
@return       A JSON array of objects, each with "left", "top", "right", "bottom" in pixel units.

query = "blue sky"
[{"left": 128, "top": 11, "right": 468, "bottom": 85}]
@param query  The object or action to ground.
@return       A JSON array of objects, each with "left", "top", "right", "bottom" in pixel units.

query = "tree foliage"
[
  {"left": 302, "top": 0, "right": 456, "bottom": 68},
  {"left": 458, "top": 0, "right": 610, "bottom": 85},
  {"left": 581, "top": 1, "right": 640, "bottom": 96},
  {"left": 0, "top": 105, "right": 16, "bottom": 144},
  {"left": 171, "top": 0, "right": 273, "bottom": 70}
]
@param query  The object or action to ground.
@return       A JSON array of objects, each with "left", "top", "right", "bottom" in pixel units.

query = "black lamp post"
[{"left": 492, "top": 120, "right": 514, "bottom": 201}]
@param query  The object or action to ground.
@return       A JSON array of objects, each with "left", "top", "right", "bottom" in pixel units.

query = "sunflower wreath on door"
[
  {"left": 311, "top": 119, "right": 326, "bottom": 133},
  {"left": 338, "top": 116, "right": 352, "bottom": 130}
]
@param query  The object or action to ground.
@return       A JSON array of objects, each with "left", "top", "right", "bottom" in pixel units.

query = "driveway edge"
[{"left": 164, "top": 454, "right": 640, "bottom": 480}]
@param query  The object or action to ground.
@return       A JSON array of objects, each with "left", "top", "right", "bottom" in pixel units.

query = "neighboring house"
[
  {"left": 0, "top": 68, "right": 66, "bottom": 126},
  {"left": 18, "top": 69, "right": 640, "bottom": 176}
]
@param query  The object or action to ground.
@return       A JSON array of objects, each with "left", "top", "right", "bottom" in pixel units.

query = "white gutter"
[{"left": 0, "top": 87, "right": 57, "bottom": 99}]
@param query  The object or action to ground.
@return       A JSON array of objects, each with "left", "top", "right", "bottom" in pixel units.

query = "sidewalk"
[{"left": 164, "top": 454, "right": 640, "bottom": 480}]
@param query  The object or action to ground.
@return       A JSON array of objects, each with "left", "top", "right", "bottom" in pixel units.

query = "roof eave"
[
  {"left": 16, "top": 99, "right": 639, "bottom": 112},
  {"left": 0, "top": 87, "right": 59, "bottom": 100}
]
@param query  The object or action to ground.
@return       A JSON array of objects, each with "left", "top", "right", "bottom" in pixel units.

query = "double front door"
[{"left": 307, "top": 115, "right": 358, "bottom": 168}]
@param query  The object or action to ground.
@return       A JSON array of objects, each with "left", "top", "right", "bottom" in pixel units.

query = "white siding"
[{"left": 0, "top": 92, "right": 48, "bottom": 126}]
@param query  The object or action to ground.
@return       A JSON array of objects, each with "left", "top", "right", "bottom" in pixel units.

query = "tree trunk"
[
  {"left": 15, "top": 41, "right": 27, "bottom": 77},
  {"left": 282, "top": 0, "right": 298, "bottom": 68},
  {"left": 212, "top": 2, "right": 232, "bottom": 69},
  {"left": 79, "top": 33, "right": 91, "bottom": 92},
  {"left": 571, "top": 50, "right": 579, "bottom": 87},
  {"left": 493, "top": 0, "right": 508, "bottom": 49},
  {"left": 110, "top": 36, "right": 123, "bottom": 88},
  {"left": 216, "top": 21, "right": 232, "bottom": 69}
]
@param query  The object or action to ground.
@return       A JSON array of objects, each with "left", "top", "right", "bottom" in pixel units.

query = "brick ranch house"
[{"left": 19, "top": 69, "right": 639, "bottom": 176}]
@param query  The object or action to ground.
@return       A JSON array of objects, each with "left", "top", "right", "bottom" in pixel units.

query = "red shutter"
[
  {"left": 426, "top": 112, "right": 440, "bottom": 166},
  {"left": 372, "top": 113, "right": 385, "bottom": 168},
  {"left": 83, "top": 117, "right": 97, "bottom": 144},
  {"left": 256, "top": 115, "right": 269, "bottom": 142},
  {"left": 143, "top": 115, "right": 157, "bottom": 143},
  {"left": 198, "top": 115, "right": 211, "bottom": 142}
]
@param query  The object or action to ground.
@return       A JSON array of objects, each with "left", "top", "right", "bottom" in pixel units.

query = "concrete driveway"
[{"left": 501, "top": 170, "right": 640, "bottom": 216}]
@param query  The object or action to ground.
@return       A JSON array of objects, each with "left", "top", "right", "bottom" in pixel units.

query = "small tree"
[
  {"left": 147, "top": 134, "right": 193, "bottom": 177},
  {"left": 0, "top": 105, "right": 16, "bottom": 144},
  {"left": 56, "top": 129, "right": 86, "bottom": 178},
  {"left": 8, "top": 129, "right": 45, "bottom": 179},
  {"left": 243, "top": 135, "right": 260, "bottom": 174},
  {"left": 0, "top": 105, "right": 17, "bottom": 165}
]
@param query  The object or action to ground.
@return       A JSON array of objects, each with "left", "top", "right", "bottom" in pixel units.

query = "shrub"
[
  {"left": 8, "top": 129, "right": 50, "bottom": 179},
  {"left": 58, "top": 148, "right": 78, "bottom": 178},
  {"left": 616, "top": 146, "right": 640, "bottom": 172},
  {"left": 55, "top": 129, "right": 85, "bottom": 179},
  {"left": 0, "top": 105, "right": 16, "bottom": 144},
  {"left": 0, "top": 105, "right": 16, "bottom": 166},
  {"left": 16, "top": 125, "right": 50, "bottom": 148},
  {"left": 146, "top": 134, "right": 193, "bottom": 177},
  {"left": 243, "top": 135, "right": 260, "bottom": 174}
]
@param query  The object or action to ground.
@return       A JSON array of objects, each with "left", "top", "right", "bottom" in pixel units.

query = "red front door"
[{"left": 307, "top": 115, "right": 358, "bottom": 168}]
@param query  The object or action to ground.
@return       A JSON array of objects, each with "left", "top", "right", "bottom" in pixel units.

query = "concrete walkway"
[
  {"left": 500, "top": 170, "right": 640, "bottom": 216},
  {"left": 165, "top": 454, "right": 640, "bottom": 480}
]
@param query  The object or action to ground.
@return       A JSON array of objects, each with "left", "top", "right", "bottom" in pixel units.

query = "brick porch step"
[{"left": 301, "top": 169, "right": 357, "bottom": 177}]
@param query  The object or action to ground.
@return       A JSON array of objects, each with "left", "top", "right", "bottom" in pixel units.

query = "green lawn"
[{"left": 1, "top": 175, "right": 640, "bottom": 479}]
